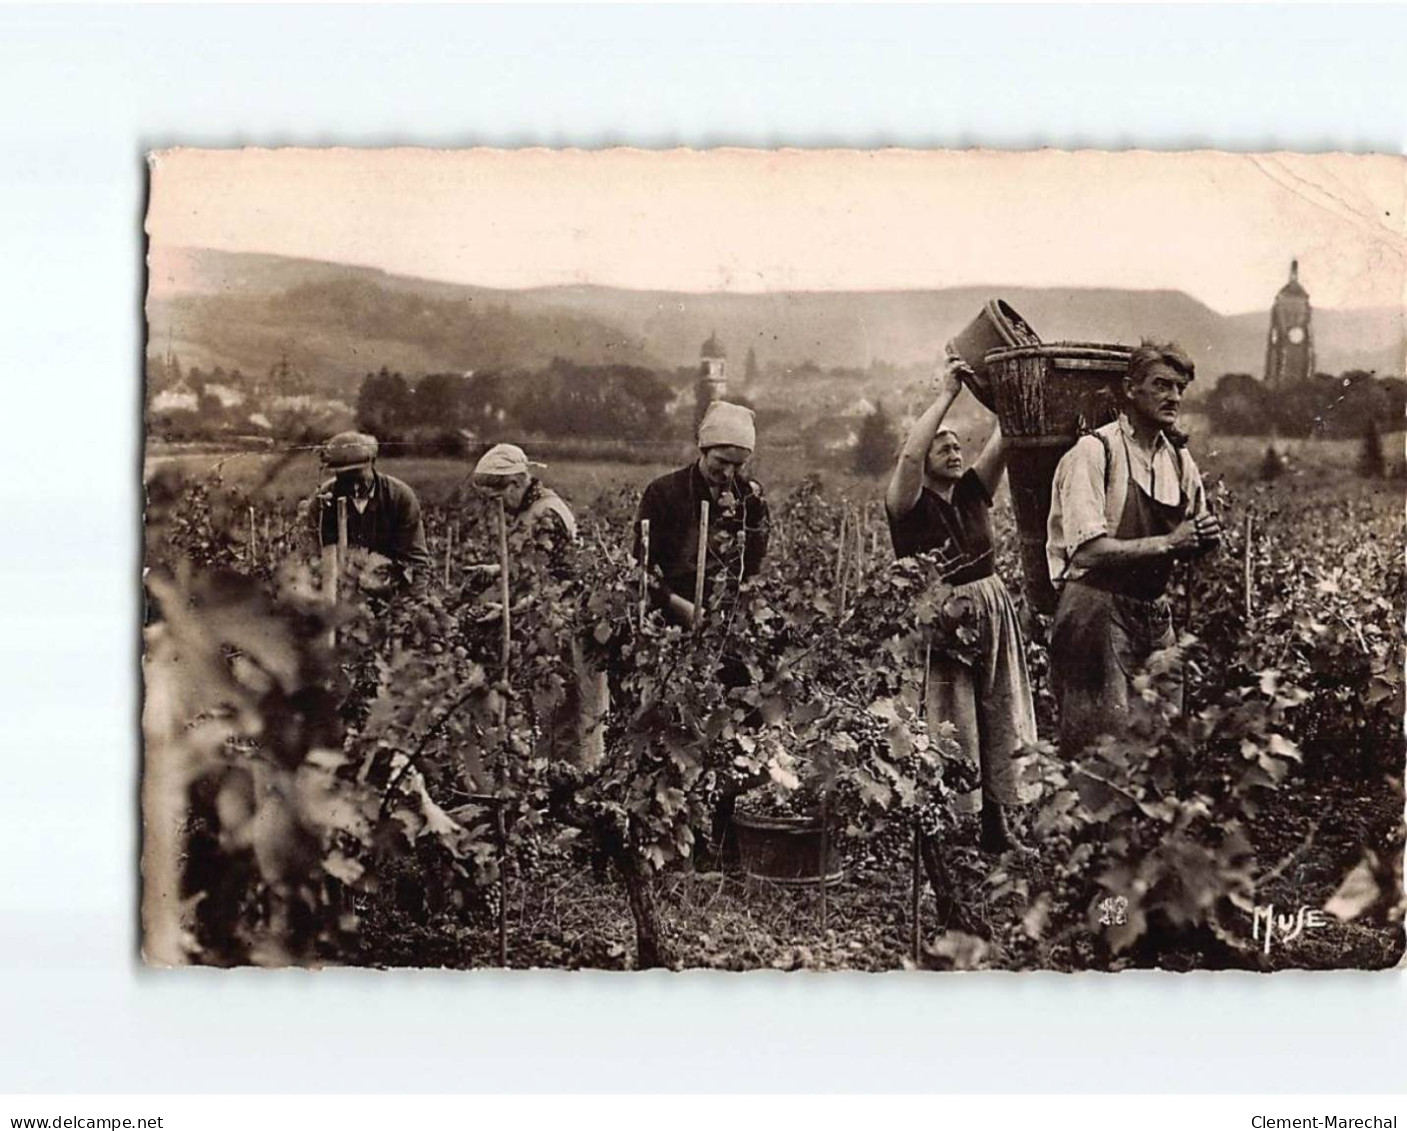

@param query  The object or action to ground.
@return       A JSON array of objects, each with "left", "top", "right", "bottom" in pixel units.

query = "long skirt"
[
  {"left": 1050, "top": 581, "right": 1180, "bottom": 760},
  {"left": 925, "top": 574, "right": 1037, "bottom": 807}
]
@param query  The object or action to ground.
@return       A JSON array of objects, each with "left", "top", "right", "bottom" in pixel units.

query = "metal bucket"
[{"left": 985, "top": 342, "right": 1133, "bottom": 613}]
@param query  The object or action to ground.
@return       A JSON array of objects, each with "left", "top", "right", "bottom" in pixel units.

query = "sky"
[{"left": 147, "top": 148, "right": 1405, "bottom": 315}]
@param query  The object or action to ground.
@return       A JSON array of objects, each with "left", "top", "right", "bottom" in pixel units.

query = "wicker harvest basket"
[{"left": 985, "top": 342, "right": 1134, "bottom": 614}]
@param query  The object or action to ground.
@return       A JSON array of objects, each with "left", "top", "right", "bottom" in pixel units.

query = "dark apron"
[
  {"left": 671, "top": 491, "right": 746, "bottom": 620},
  {"left": 1051, "top": 436, "right": 1186, "bottom": 758}
]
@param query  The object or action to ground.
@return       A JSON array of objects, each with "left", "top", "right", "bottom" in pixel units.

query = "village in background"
[{"left": 146, "top": 249, "right": 1406, "bottom": 476}]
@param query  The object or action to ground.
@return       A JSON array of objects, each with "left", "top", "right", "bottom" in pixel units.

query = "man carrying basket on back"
[{"left": 1046, "top": 340, "right": 1222, "bottom": 760}]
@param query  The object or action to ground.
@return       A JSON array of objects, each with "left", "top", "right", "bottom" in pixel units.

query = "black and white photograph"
[{"left": 140, "top": 147, "right": 1404, "bottom": 973}]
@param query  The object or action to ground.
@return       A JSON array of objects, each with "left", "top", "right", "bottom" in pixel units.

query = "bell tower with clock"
[{"left": 1264, "top": 259, "right": 1315, "bottom": 386}]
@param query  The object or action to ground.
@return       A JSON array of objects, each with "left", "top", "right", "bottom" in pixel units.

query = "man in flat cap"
[
  {"left": 309, "top": 430, "right": 432, "bottom": 593},
  {"left": 633, "top": 400, "right": 770, "bottom": 628}
]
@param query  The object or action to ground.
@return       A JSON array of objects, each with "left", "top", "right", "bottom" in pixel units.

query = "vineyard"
[{"left": 140, "top": 437, "right": 1406, "bottom": 972}]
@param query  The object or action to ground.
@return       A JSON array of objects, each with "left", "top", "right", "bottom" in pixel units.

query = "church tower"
[
  {"left": 1264, "top": 260, "right": 1315, "bottom": 386},
  {"left": 694, "top": 331, "right": 728, "bottom": 433}
]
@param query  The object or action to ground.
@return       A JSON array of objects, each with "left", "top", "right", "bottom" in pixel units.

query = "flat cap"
[{"left": 321, "top": 431, "right": 379, "bottom": 470}]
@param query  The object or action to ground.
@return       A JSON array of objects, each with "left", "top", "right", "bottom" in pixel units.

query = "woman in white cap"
[
  {"left": 470, "top": 443, "right": 577, "bottom": 574},
  {"left": 634, "top": 401, "right": 771, "bottom": 864},
  {"left": 470, "top": 443, "right": 606, "bottom": 769},
  {"left": 632, "top": 400, "right": 770, "bottom": 627},
  {"left": 887, "top": 356, "right": 1036, "bottom": 855}
]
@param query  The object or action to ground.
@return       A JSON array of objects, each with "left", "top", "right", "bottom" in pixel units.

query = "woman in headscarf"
[{"left": 886, "top": 356, "right": 1037, "bottom": 854}]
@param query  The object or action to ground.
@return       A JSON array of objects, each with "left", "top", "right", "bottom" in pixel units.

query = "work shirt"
[
  {"left": 1046, "top": 415, "right": 1208, "bottom": 590},
  {"left": 886, "top": 468, "right": 996, "bottom": 585},
  {"left": 632, "top": 462, "right": 770, "bottom": 614},
  {"left": 311, "top": 471, "right": 432, "bottom": 583}
]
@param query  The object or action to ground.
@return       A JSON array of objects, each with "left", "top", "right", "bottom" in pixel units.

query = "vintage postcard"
[{"left": 142, "top": 148, "right": 1405, "bottom": 971}]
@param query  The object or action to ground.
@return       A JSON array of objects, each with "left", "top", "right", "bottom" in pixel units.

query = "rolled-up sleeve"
[{"left": 1047, "top": 436, "right": 1109, "bottom": 584}]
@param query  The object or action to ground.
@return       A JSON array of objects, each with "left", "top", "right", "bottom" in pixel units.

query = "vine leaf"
[{"left": 1324, "top": 856, "right": 1381, "bottom": 922}]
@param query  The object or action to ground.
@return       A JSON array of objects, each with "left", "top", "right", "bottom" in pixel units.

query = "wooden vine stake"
[
  {"left": 1176, "top": 554, "right": 1198, "bottom": 764},
  {"left": 247, "top": 505, "right": 258, "bottom": 567},
  {"left": 910, "top": 820, "right": 922, "bottom": 966},
  {"left": 1181, "top": 561, "right": 1195, "bottom": 656},
  {"left": 319, "top": 498, "right": 346, "bottom": 649},
  {"left": 638, "top": 519, "right": 651, "bottom": 632},
  {"left": 497, "top": 498, "right": 511, "bottom": 677},
  {"left": 818, "top": 782, "right": 831, "bottom": 930},
  {"left": 852, "top": 505, "right": 864, "bottom": 589},
  {"left": 912, "top": 641, "right": 932, "bottom": 966},
  {"left": 855, "top": 506, "right": 866, "bottom": 588},
  {"left": 443, "top": 521, "right": 455, "bottom": 588},
  {"left": 833, "top": 508, "right": 849, "bottom": 589},
  {"left": 1243, "top": 513, "right": 1255, "bottom": 621},
  {"left": 840, "top": 507, "right": 853, "bottom": 614},
  {"left": 839, "top": 518, "right": 850, "bottom": 595},
  {"left": 495, "top": 495, "right": 511, "bottom": 967},
  {"left": 833, "top": 507, "right": 851, "bottom": 620},
  {"left": 693, "top": 500, "right": 710, "bottom": 631}
]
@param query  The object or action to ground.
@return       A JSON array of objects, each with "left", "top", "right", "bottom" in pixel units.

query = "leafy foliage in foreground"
[{"left": 142, "top": 461, "right": 1405, "bottom": 970}]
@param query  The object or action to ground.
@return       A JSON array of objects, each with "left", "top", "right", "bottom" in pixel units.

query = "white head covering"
[
  {"left": 697, "top": 401, "right": 756, "bottom": 452},
  {"left": 473, "top": 443, "right": 544, "bottom": 477}
]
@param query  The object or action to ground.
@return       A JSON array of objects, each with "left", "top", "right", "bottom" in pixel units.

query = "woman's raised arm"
[{"left": 886, "top": 356, "right": 965, "bottom": 518}]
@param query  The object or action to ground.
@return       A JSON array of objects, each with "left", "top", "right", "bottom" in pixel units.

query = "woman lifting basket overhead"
[{"left": 886, "top": 353, "right": 1038, "bottom": 855}]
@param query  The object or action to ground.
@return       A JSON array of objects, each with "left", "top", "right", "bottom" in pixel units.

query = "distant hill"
[
  {"left": 526, "top": 283, "right": 1404, "bottom": 382},
  {"left": 146, "top": 247, "right": 1405, "bottom": 395},
  {"left": 145, "top": 248, "right": 664, "bottom": 392}
]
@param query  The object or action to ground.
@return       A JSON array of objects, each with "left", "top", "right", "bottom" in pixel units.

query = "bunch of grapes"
[
  {"left": 916, "top": 799, "right": 944, "bottom": 839},
  {"left": 471, "top": 879, "right": 504, "bottom": 930},
  {"left": 512, "top": 834, "right": 544, "bottom": 878}
]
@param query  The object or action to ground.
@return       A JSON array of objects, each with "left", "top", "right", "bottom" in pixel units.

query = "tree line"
[
  {"left": 356, "top": 358, "right": 681, "bottom": 448},
  {"left": 1206, "top": 370, "right": 1405, "bottom": 438}
]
